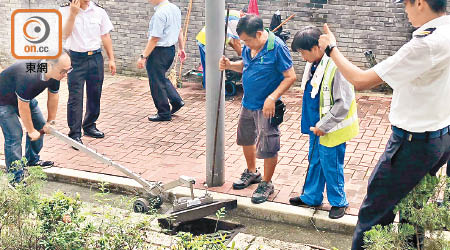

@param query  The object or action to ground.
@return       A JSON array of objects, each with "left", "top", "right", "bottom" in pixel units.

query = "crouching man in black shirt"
[{"left": 0, "top": 51, "right": 71, "bottom": 183}]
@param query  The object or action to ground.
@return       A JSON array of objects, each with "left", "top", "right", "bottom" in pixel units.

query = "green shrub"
[
  {"left": 364, "top": 175, "right": 450, "bottom": 250},
  {"left": 170, "top": 207, "right": 237, "bottom": 250},
  {"left": 38, "top": 191, "right": 90, "bottom": 249},
  {"left": 1, "top": 162, "right": 240, "bottom": 250},
  {"left": 0, "top": 161, "right": 46, "bottom": 250},
  {"left": 172, "top": 232, "right": 234, "bottom": 250},
  {"left": 0, "top": 162, "right": 155, "bottom": 250}
]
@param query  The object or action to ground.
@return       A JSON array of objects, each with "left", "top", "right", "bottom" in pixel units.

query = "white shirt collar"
[
  {"left": 413, "top": 15, "right": 450, "bottom": 36},
  {"left": 154, "top": 0, "right": 169, "bottom": 11}
]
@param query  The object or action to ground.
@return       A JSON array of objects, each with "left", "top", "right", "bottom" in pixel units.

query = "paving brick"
[
  {"left": 0, "top": 70, "right": 401, "bottom": 217},
  {"left": 352, "top": 171, "right": 367, "bottom": 180},
  {"left": 273, "top": 185, "right": 295, "bottom": 203}
]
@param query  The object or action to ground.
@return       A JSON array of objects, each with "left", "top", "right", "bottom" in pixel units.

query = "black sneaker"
[
  {"left": 28, "top": 160, "right": 54, "bottom": 169},
  {"left": 232, "top": 169, "right": 262, "bottom": 190},
  {"left": 329, "top": 206, "right": 347, "bottom": 219},
  {"left": 251, "top": 181, "right": 274, "bottom": 204}
]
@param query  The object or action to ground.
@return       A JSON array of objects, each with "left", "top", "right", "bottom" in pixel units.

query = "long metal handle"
[{"left": 47, "top": 127, "right": 159, "bottom": 195}]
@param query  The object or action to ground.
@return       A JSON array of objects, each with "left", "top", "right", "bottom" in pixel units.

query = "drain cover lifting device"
[{"left": 46, "top": 127, "right": 237, "bottom": 221}]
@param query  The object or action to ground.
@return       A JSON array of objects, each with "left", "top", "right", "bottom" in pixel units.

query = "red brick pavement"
[{"left": 3, "top": 75, "right": 445, "bottom": 216}]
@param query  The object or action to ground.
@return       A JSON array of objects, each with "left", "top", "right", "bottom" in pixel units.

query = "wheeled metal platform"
[{"left": 46, "top": 126, "right": 237, "bottom": 221}]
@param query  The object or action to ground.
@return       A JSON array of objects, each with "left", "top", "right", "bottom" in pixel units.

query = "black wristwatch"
[
  {"left": 325, "top": 44, "right": 337, "bottom": 57},
  {"left": 140, "top": 54, "right": 147, "bottom": 59}
]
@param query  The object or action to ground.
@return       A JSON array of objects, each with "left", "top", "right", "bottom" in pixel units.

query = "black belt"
[
  {"left": 155, "top": 45, "right": 175, "bottom": 49},
  {"left": 69, "top": 48, "right": 102, "bottom": 57},
  {"left": 392, "top": 125, "right": 450, "bottom": 141}
]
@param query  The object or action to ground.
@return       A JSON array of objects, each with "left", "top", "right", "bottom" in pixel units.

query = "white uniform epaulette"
[
  {"left": 59, "top": 1, "right": 104, "bottom": 8},
  {"left": 414, "top": 27, "right": 436, "bottom": 38},
  {"left": 93, "top": 1, "right": 104, "bottom": 8}
]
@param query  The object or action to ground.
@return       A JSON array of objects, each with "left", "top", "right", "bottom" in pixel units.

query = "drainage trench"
[{"left": 42, "top": 180, "right": 353, "bottom": 249}]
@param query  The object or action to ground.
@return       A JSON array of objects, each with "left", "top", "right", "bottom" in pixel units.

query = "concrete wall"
[{"left": 1, "top": 0, "right": 449, "bottom": 80}]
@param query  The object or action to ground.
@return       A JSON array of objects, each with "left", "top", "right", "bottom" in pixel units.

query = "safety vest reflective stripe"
[
  {"left": 320, "top": 59, "right": 337, "bottom": 115},
  {"left": 327, "top": 102, "right": 358, "bottom": 133},
  {"left": 319, "top": 59, "right": 359, "bottom": 148}
]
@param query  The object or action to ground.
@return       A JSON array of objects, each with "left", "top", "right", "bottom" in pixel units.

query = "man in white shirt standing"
[
  {"left": 60, "top": 0, "right": 116, "bottom": 148},
  {"left": 318, "top": 0, "right": 450, "bottom": 249},
  {"left": 137, "top": 0, "right": 186, "bottom": 122}
]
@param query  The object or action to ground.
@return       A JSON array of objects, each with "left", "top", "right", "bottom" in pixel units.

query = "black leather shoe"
[
  {"left": 171, "top": 101, "right": 185, "bottom": 114},
  {"left": 289, "top": 197, "right": 307, "bottom": 206},
  {"left": 289, "top": 197, "right": 322, "bottom": 207},
  {"left": 30, "top": 160, "right": 54, "bottom": 168},
  {"left": 329, "top": 206, "right": 347, "bottom": 219},
  {"left": 70, "top": 137, "right": 83, "bottom": 150},
  {"left": 148, "top": 114, "right": 171, "bottom": 122},
  {"left": 84, "top": 127, "right": 105, "bottom": 138}
]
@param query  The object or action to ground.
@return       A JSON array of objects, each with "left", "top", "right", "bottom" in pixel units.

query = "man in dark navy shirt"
[{"left": 0, "top": 51, "right": 71, "bottom": 183}]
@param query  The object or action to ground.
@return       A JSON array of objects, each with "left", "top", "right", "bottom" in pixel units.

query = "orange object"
[{"left": 62, "top": 214, "right": 72, "bottom": 223}]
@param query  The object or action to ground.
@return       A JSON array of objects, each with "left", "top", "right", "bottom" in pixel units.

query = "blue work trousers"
[{"left": 300, "top": 134, "right": 349, "bottom": 207}]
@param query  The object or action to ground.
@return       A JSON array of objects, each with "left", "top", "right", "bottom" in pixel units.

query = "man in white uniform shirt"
[
  {"left": 137, "top": 0, "right": 186, "bottom": 122},
  {"left": 60, "top": 0, "right": 116, "bottom": 147},
  {"left": 318, "top": 0, "right": 450, "bottom": 249}
]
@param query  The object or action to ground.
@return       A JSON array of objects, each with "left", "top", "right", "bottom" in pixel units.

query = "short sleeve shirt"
[
  {"left": 373, "top": 15, "right": 450, "bottom": 132},
  {"left": 148, "top": 0, "right": 181, "bottom": 47},
  {"left": 0, "top": 60, "right": 60, "bottom": 107},
  {"left": 241, "top": 32, "right": 293, "bottom": 110},
  {"left": 59, "top": 2, "right": 114, "bottom": 52}
]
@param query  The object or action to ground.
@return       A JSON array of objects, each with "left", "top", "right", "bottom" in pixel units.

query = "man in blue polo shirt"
[
  {"left": 220, "top": 15, "right": 297, "bottom": 204},
  {"left": 0, "top": 51, "right": 72, "bottom": 183}
]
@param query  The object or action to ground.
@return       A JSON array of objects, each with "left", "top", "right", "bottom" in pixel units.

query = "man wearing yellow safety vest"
[
  {"left": 196, "top": 8, "right": 246, "bottom": 88},
  {"left": 289, "top": 27, "right": 359, "bottom": 220}
]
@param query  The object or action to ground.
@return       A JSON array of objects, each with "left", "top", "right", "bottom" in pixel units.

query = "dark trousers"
[
  {"left": 351, "top": 128, "right": 450, "bottom": 250},
  {"left": 0, "top": 100, "right": 45, "bottom": 182},
  {"left": 145, "top": 46, "right": 182, "bottom": 119},
  {"left": 67, "top": 52, "right": 104, "bottom": 138}
]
